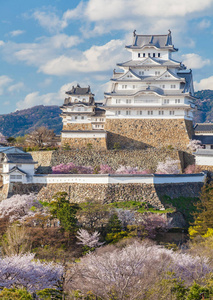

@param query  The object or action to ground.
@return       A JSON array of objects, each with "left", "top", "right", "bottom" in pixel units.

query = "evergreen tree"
[
  {"left": 189, "top": 182, "right": 213, "bottom": 239},
  {"left": 48, "top": 192, "right": 80, "bottom": 234}
]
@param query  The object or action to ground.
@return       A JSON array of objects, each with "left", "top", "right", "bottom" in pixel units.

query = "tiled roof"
[
  {"left": 117, "top": 58, "right": 181, "bottom": 68},
  {"left": 126, "top": 31, "right": 177, "bottom": 51},
  {"left": 194, "top": 123, "right": 213, "bottom": 133},
  {"left": 5, "top": 153, "right": 36, "bottom": 164},
  {"left": 193, "top": 135, "right": 213, "bottom": 144},
  {"left": 195, "top": 149, "right": 213, "bottom": 156},
  {"left": 66, "top": 84, "right": 93, "bottom": 95}
]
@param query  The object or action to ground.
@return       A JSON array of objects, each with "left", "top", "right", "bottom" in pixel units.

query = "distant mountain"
[
  {"left": 0, "top": 90, "right": 212, "bottom": 137},
  {"left": 0, "top": 105, "right": 62, "bottom": 137},
  {"left": 194, "top": 90, "right": 213, "bottom": 123}
]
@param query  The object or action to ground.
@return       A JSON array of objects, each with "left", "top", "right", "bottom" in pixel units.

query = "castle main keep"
[{"left": 61, "top": 31, "right": 196, "bottom": 150}]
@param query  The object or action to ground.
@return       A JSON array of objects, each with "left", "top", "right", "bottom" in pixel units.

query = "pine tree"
[
  {"left": 189, "top": 182, "right": 213, "bottom": 239},
  {"left": 48, "top": 192, "right": 80, "bottom": 234}
]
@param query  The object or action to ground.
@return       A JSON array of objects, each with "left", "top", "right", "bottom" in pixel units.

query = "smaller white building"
[
  {"left": 194, "top": 123, "right": 213, "bottom": 150},
  {"left": 195, "top": 149, "right": 213, "bottom": 167},
  {"left": 0, "top": 147, "right": 36, "bottom": 184}
]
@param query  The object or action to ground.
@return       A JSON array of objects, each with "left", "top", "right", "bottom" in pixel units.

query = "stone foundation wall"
[
  {"left": 29, "top": 151, "right": 54, "bottom": 169},
  {"left": 63, "top": 123, "right": 92, "bottom": 131},
  {"left": 49, "top": 148, "right": 183, "bottom": 172},
  {"left": 105, "top": 118, "right": 194, "bottom": 150},
  {"left": 10, "top": 181, "right": 203, "bottom": 209},
  {"left": 61, "top": 137, "right": 107, "bottom": 150}
]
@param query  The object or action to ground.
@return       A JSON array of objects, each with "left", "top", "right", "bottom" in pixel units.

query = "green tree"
[
  {"left": 189, "top": 183, "right": 213, "bottom": 239},
  {"left": 48, "top": 192, "right": 80, "bottom": 235},
  {"left": 0, "top": 288, "right": 32, "bottom": 300}
]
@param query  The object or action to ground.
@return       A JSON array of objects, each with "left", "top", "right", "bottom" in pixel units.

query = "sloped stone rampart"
[
  {"left": 61, "top": 137, "right": 107, "bottom": 150},
  {"left": 50, "top": 148, "right": 183, "bottom": 172},
  {"left": 105, "top": 119, "right": 194, "bottom": 150},
  {"left": 10, "top": 181, "right": 203, "bottom": 209}
]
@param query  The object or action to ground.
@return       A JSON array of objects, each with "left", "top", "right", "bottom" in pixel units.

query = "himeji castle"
[{"left": 61, "top": 30, "right": 196, "bottom": 150}]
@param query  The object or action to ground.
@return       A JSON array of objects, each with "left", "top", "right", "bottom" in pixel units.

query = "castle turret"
[
  {"left": 60, "top": 85, "right": 106, "bottom": 149},
  {"left": 103, "top": 31, "right": 196, "bottom": 149}
]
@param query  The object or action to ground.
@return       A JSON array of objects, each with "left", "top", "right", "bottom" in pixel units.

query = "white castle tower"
[
  {"left": 60, "top": 84, "right": 106, "bottom": 149},
  {"left": 103, "top": 30, "right": 196, "bottom": 149}
]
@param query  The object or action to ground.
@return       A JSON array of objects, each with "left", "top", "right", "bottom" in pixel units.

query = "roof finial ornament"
[
  {"left": 168, "top": 29, "right": 171, "bottom": 35},
  {"left": 133, "top": 30, "right": 136, "bottom": 37}
]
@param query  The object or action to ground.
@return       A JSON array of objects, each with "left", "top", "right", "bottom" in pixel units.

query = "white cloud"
[
  {"left": 194, "top": 76, "right": 213, "bottom": 91},
  {"left": 32, "top": 10, "right": 67, "bottom": 33},
  {"left": 39, "top": 39, "right": 127, "bottom": 75},
  {"left": 8, "top": 82, "right": 24, "bottom": 93},
  {"left": 0, "top": 75, "right": 13, "bottom": 95},
  {"left": 85, "top": 0, "right": 213, "bottom": 21},
  {"left": 0, "top": 41, "right": 4, "bottom": 47},
  {"left": 182, "top": 53, "right": 211, "bottom": 69},
  {"left": 0, "top": 34, "right": 81, "bottom": 68},
  {"left": 16, "top": 82, "right": 77, "bottom": 109},
  {"left": 63, "top": 2, "right": 85, "bottom": 21},
  {"left": 9, "top": 30, "right": 25, "bottom": 37},
  {"left": 197, "top": 19, "right": 211, "bottom": 29}
]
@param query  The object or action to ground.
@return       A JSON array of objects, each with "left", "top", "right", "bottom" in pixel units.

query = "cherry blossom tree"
[
  {"left": 99, "top": 164, "right": 114, "bottom": 174},
  {"left": 116, "top": 165, "right": 152, "bottom": 174},
  {"left": 184, "top": 164, "right": 202, "bottom": 174},
  {"left": 0, "top": 194, "right": 49, "bottom": 224},
  {"left": 76, "top": 229, "right": 103, "bottom": 248},
  {"left": 156, "top": 157, "right": 180, "bottom": 174},
  {"left": 0, "top": 132, "right": 7, "bottom": 144},
  {"left": 141, "top": 213, "right": 168, "bottom": 238},
  {"left": 0, "top": 253, "right": 63, "bottom": 292},
  {"left": 187, "top": 139, "right": 203, "bottom": 151},
  {"left": 67, "top": 241, "right": 211, "bottom": 299}
]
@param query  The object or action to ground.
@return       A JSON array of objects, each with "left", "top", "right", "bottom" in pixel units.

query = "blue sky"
[{"left": 0, "top": 0, "right": 213, "bottom": 114}]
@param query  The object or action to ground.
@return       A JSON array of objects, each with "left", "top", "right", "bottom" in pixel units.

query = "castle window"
[
  {"left": 143, "top": 53, "right": 145, "bottom": 57},
  {"left": 148, "top": 53, "right": 150, "bottom": 57},
  {"left": 155, "top": 71, "right": 160, "bottom": 75},
  {"left": 75, "top": 116, "right": 78, "bottom": 119},
  {"left": 153, "top": 53, "right": 155, "bottom": 57},
  {"left": 158, "top": 111, "right": 164, "bottom": 115},
  {"left": 171, "top": 85, "right": 176, "bottom": 88},
  {"left": 158, "top": 53, "right": 160, "bottom": 57},
  {"left": 126, "top": 110, "right": 131, "bottom": 115},
  {"left": 122, "top": 85, "right": 127, "bottom": 89},
  {"left": 81, "top": 116, "right": 84, "bottom": 120},
  {"left": 137, "top": 111, "right": 142, "bottom": 115},
  {"left": 175, "top": 99, "right": 180, "bottom": 103},
  {"left": 115, "top": 111, "right": 121, "bottom": 115},
  {"left": 82, "top": 98, "right": 86, "bottom": 102},
  {"left": 74, "top": 99, "right": 78, "bottom": 102},
  {"left": 126, "top": 99, "right": 131, "bottom": 104},
  {"left": 169, "top": 111, "right": 175, "bottom": 115},
  {"left": 164, "top": 99, "right": 169, "bottom": 104},
  {"left": 116, "top": 99, "right": 121, "bottom": 104},
  {"left": 138, "top": 53, "right": 140, "bottom": 58},
  {"left": 148, "top": 111, "right": 153, "bottom": 115},
  {"left": 133, "top": 85, "right": 136, "bottom": 89}
]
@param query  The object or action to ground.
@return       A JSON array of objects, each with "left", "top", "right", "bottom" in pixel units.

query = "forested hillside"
[
  {"left": 0, "top": 105, "right": 62, "bottom": 137},
  {"left": 194, "top": 90, "right": 213, "bottom": 123}
]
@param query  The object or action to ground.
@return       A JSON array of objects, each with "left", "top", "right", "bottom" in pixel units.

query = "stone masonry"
[
  {"left": 10, "top": 181, "right": 203, "bottom": 209},
  {"left": 105, "top": 119, "right": 194, "bottom": 150},
  {"left": 61, "top": 137, "right": 107, "bottom": 150},
  {"left": 30, "top": 148, "right": 186, "bottom": 173}
]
